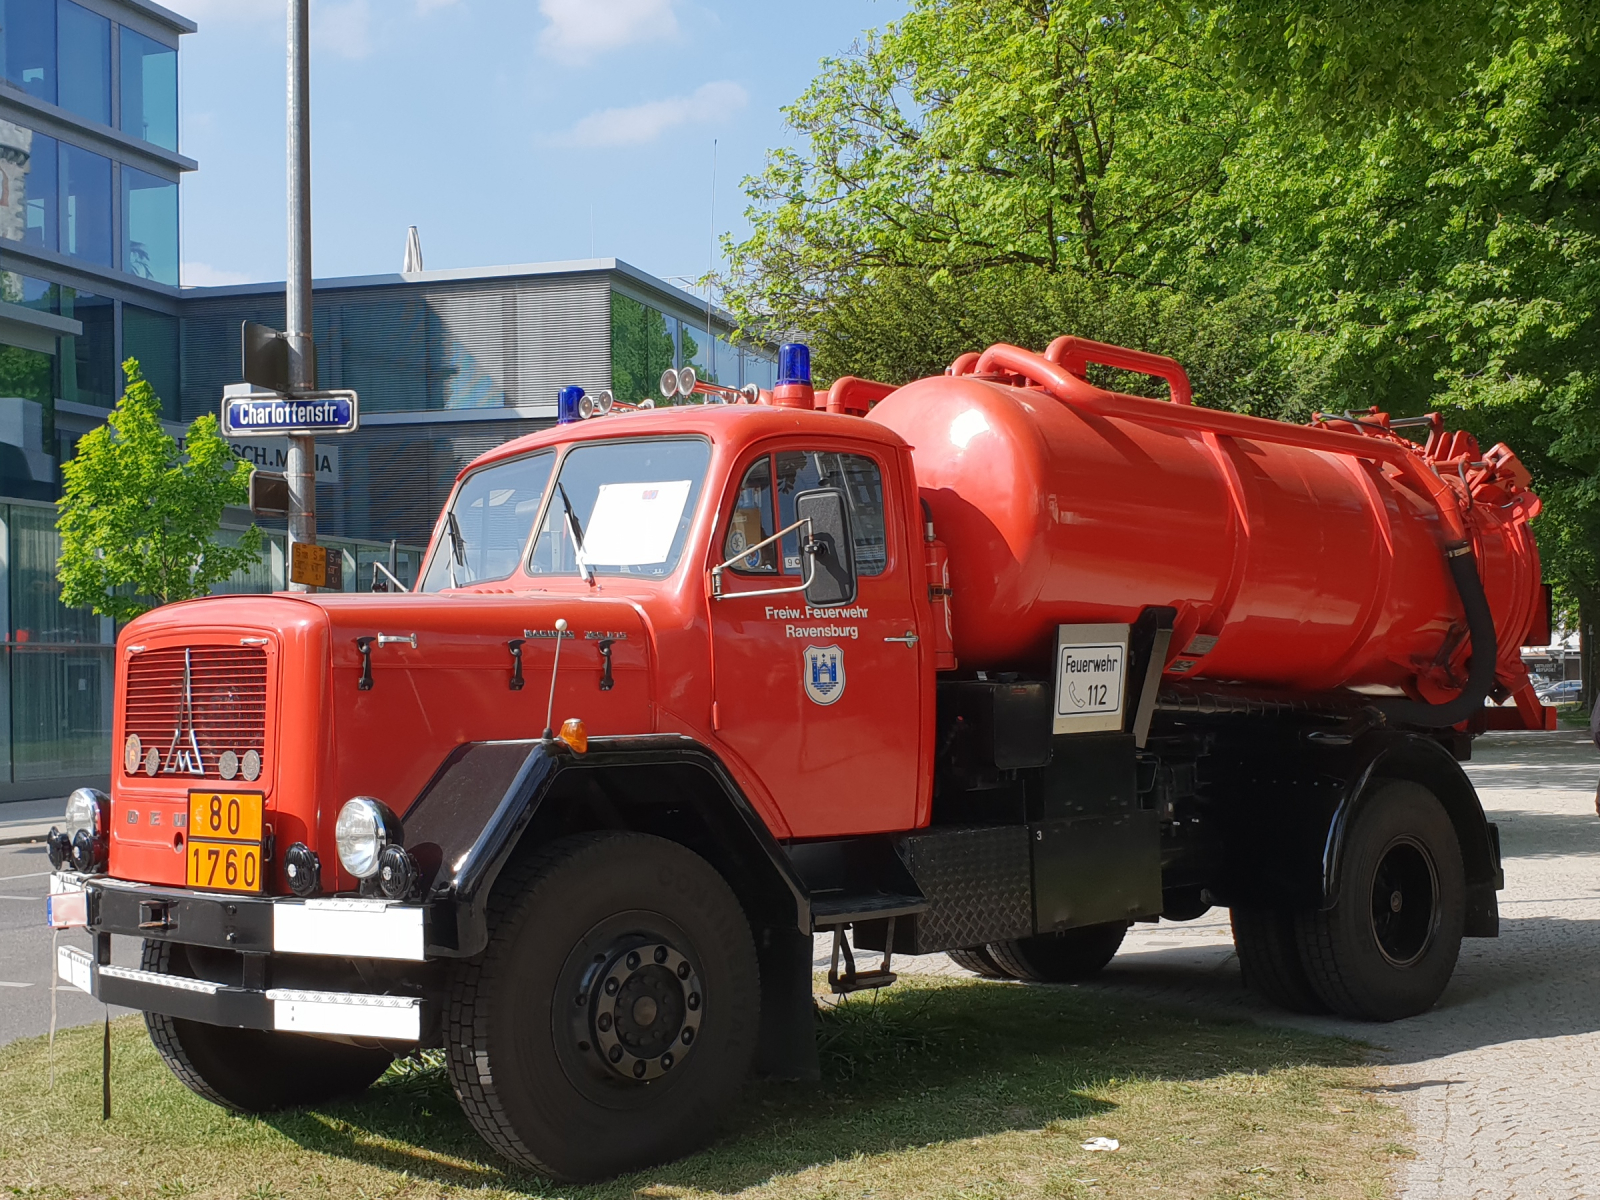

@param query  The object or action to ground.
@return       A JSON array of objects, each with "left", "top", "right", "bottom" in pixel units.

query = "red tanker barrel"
[{"left": 868, "top": 359, "right": 1543, "bottom": 701}]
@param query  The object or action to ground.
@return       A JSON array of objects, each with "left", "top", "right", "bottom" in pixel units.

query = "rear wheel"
[
  {"left": 141, "top": 941, "right": 393, "bottom": 1112},
  {"left": 1230, "top": 907, "right": 1329, "bottom": 1013},
  {"left": 446, "top": 832, "right": 759, "bottom": 1182},
  {"left": 985, "top": 921, "right": 1129, "bottom": 983},
  {"left": 946, "top": 945, "right": 1012, "bottom": 978},
  {"left": 1295, "top": 780, "right": 1465, "bottom": 1021}
]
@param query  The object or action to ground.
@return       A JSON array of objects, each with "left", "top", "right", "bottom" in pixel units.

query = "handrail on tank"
[
  {"left": 1044, "top": 336, "right": 1193, "bottom": 405},
  {"left": 969, "top": 342, "right": 1471, "bottom": 548}
]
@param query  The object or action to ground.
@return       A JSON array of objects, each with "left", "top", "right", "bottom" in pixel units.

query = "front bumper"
[
  {"left": 56, "top": 945, "right": 423, "bottom": 1040},
  {"left": 52, "top": 872, "right": 430, "bottom": 1042}
]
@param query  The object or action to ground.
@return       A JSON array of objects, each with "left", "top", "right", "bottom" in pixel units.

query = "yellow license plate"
[
  {"left": 188, "top": 791, "right": 264, "bottom": 843},
  {"left": 186, "top": 840, "right": 264, "bottom": 894},
  {"left": 186, "top": 792, "right": 265, "bottom": 894}
]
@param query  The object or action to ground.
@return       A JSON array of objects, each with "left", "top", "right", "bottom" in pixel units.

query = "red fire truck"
[{"left": 46, "top": 336, "right": 1549, "bottom": 1180}]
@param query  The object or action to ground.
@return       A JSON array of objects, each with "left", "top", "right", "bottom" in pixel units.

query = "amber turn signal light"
[{"left": 558, "top": 718, "right": 588, "bottom": 754}]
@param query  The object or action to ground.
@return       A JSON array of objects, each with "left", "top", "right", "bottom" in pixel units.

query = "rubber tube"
[{"left": 1375, "top": 550, "right": 1499, "bottom": 728}]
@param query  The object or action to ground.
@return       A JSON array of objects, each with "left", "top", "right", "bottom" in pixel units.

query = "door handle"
[{"left": 884, "top": 632, "right": 919, "bottom": 646}]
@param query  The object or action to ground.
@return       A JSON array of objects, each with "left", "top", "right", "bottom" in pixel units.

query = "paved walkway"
[
  {"left": 818, "top": 729, "right": 1600, "bottom": 1199},
  {"left": 0, "top": 796, "right": 64, "bottom": 845}
]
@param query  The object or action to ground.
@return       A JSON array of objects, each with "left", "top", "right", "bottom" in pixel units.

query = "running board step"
[{"left": 810, "top": 892, "right": 926, "bottom": 929}]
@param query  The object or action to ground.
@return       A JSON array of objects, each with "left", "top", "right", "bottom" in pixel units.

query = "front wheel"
[
  {"left": 986, "top": 921, "right": 1129, "bottom": 982},
  {"left": 446, "top": 832, "right": 760, "bottom": 1182},
  {"left": 1295, "top": 780, "right": 1465, "bottom": 1021}
]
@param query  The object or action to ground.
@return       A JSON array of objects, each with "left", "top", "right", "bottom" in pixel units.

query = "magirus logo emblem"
[{"left": 160, "top": 648, "right": 205, "bottom": 776}]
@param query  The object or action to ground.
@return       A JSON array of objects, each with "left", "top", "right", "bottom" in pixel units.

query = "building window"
[
  {"left": 123, "top": 303, "right": 177, "bottom": 414},
  {"left": 122, "top": 166, "right": 176, "bottom": 284},
  {"left": 0, "top": 121, "right": 57, "bottom": 252},
  {"left": 610, "top": 292, "right": 676, "bottom": 406},
  {"left": 119, "top": 27, "right": 177, "bottom": 150},
  {"left": 0, "top": 0, "right": 56, "bottom": 105},
  {"left": 57, "top": 1, "right": 109, "bottom": 126},
  {"left": 60, "top": 141, "right": 109, "bottom": 264},
  {"left": 58, "top": 286, "right": 113, "bottom": 407}
]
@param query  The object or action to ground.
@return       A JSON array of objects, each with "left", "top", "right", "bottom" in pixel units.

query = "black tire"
[
  {"left": 1295, "top": 780, "right": 1466, "bottom": 1021},
  {"left": 946, "top": 945, "right": 1012, "bottom": 978},
  {"left": 985, "top": 921, "right": 1129, "bottom": 982},
  {"left": 141, "top": 941, "right": 393, "bottom": 1113},
  {"left": 1230, "top": 907, "right": 1330, "bottom": 1013},
  {"left": 446, "top": 832, "right": 759, "bottom": 1182}
]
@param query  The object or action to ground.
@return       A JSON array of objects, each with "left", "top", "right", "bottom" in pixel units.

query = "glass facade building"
[{"left": 0, "top": 0, "right": 191, "bottom": 800}]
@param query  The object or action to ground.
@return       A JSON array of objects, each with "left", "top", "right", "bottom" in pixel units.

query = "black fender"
[
  {"left": 1209, "top": 730, "right": 1500, "bottom": 936},
  {"left": 401, "top": 734, "right": 810, "bottom": 958}
]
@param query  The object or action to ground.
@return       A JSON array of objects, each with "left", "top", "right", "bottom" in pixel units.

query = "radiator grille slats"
[{"left": 123, "top": 647, "right": 268, "bottom": 779}]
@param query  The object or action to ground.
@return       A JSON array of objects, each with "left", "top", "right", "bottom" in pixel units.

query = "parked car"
[{"left": 1537, "top": 679, "right": 1583, "bottom": 704}]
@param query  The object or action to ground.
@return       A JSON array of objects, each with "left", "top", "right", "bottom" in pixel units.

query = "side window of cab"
[
  {"left": 777, "top": 450, "right": 887, "bottom": 576},
  {"left": 722, "top": 457, "right": 777, "bottom": 574}
]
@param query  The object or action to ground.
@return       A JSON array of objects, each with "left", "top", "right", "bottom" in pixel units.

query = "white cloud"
[
  {"left": 559, "top": 81, "right": 747, "bottom": 148},
  {"left": 315, "top": 0, "right": 373, "bottom": 59},
  {"left": 538, "top": 0, "right": 678, "bottom": 62},
  {"left": 182, "top": 263, "right": 254, "bottom": 288}
]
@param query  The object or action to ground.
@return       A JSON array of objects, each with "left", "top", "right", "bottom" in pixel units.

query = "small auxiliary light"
[
  {"left": 558, "top": 717, "right": 589, "bottom": 754},
  {"left": 659, "top": 368, "right": 681, "bottom": 399},
  {"left": 558, "top": 385, "right": 585, "bottom": 424},
  {"left": 283, "top": 842, "right": 321, "bottom": 897}
]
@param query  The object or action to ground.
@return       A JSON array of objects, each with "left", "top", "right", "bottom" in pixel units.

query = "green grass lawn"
[{"left": 0, "top": 975, "right": 1405, "bottom": 1200}]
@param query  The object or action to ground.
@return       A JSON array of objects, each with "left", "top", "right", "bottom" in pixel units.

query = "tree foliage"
[{"left": 57, "top": 359, "right": 261, "bottom": 623}]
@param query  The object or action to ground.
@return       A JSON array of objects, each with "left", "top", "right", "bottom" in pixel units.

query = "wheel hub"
[
  {"left": 1369, "top": 837, "right": 1439, "bottom": 967},
  {"left": 580, "top": 942, "right": 702, "bottom": 1082}
]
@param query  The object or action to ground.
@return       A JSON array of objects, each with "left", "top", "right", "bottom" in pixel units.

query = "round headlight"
[
  {"left": 335, "top": 797, "right": 400, "bottom": 880},
  {"left": 64, "top": 788, "right": 107, "bottom": 839}
]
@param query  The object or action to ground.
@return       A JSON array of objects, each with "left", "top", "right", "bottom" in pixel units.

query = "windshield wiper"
[
  {"left": 557, "top": 484, "right": 593, "bottom": 583},
  {"left": 445, "top": 510, "right": 468, "bottom": 588}
]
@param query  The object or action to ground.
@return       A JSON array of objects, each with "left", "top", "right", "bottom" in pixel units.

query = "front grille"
[{"left": 123, "top": 646, "right": 268, "bottom": 779}]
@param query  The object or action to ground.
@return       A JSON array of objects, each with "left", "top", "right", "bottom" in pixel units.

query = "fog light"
[
  {"left": 377, "top": 844, "right": 418, "bottom": 900},
  {"left": 284, "top": 842, "right": 321, "bottom": 897},
  {"left": 335, "top": 797, "right": 401, "bottom": 880}
]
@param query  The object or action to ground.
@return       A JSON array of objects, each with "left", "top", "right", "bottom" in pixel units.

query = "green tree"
[
  {"left": 1203, "top": 6, "right": 1600, "bottom": 691},
  {"left": 57, "top": 359, "right": 261, "bottom": 623},
  {"left": 727, "top": 0, "right": 1249, "bottom": 331}
]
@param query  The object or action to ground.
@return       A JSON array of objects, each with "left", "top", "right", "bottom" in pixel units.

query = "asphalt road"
[{"left": 0, "top": 840, "right": 137, "bottom": 1049}]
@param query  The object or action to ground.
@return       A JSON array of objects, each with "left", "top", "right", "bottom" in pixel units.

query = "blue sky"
[{"left": 175, "top": 0, "right": 904, "bottom": 289}]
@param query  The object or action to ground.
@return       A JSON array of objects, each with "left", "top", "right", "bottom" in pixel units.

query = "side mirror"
[{"left": 796, "top": 488, "right": 856, "bottom": 607}]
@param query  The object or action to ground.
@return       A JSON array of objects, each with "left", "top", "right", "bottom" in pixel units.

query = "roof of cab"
[{"left": 456, "top": 403, "right": 912, "bottom": 483}]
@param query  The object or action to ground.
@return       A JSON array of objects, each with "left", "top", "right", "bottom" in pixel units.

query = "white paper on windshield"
[{"left": 579, "top": 480, "right": 692, "bottom": 566}]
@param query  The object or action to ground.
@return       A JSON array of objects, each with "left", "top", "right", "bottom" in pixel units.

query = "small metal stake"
[{"left": 101, "top": 1010, "right": 111, "bottom": 1120}]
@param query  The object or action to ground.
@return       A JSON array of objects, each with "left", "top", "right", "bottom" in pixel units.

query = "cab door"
[{"left": 708, "top": 444, "right": 923, "bottom": 837}]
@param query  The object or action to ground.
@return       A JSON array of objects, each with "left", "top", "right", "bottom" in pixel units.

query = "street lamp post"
[{"left": 285, "top": 0, "right": 316, "bottom": 592}]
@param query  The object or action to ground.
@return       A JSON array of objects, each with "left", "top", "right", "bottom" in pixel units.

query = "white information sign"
[
  {"left": 579, "top": 480, "right": 692, "bottom": 567},
  {"left": 1054, "top": 622, "right": 1131, "bottom": 734}
]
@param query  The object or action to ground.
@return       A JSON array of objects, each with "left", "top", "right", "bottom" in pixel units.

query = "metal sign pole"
[{"left": 285, "top": 0, "right": 315, "bottom": 592}]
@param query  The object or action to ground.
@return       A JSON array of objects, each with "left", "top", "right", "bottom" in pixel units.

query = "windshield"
[
  {"left": 420, "top": 451, "right": 555, "bottom": 592},
  {"left": 529, "top": 438, "right": 710, "bottom": 578}
]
